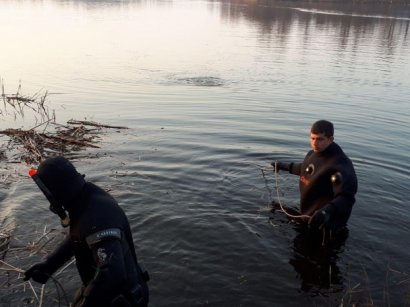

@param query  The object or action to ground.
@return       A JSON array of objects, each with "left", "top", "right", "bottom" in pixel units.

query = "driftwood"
[
  {"left": 0, "top": 123, "right": 101, "bottom": 164},
  {"left": 0, "top": 83, "right": 128, "bottom": 165},
  {"left": 67, "top": 119, "right": 128, "bottom": 130},
  {"left": 0, "top": 118, "right": 131, "bottom": 164},
  {"left": 0, "top": 117, "right": 129, "bottom": 163}
]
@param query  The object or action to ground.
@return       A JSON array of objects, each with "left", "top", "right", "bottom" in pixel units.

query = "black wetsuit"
[
  {"left": 33, "top": 157, "right": 149, "bottom": 307},
  {"left": 288, "top": 142, "right": 358, "bottom": 230}
]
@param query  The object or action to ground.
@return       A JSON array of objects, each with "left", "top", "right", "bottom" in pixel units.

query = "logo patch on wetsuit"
[
  {"left": 86, "top": 228, "right": 121, "bottom": 246},
  {"left": 300, "top": 176, "right": 310, "bottom": 186},
  {"left": 97, "top": 248, "right": 107, "bottom": 264}
]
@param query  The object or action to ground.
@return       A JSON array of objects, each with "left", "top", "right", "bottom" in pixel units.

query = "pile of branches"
[
  {"left": 0, "top": 120, "right": 128, "bottom": 165},
  {"left": 0, "top": 82, "right": 128, "bottom": 165}
]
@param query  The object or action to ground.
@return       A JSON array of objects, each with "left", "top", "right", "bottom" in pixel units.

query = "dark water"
[{"left": 1, "top": 0, "right": 410, "bottom": 306}]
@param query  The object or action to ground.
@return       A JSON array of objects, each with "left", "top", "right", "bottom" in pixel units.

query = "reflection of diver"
[{"left": 289, "top": 223, "right": 349, "bottom": 294}]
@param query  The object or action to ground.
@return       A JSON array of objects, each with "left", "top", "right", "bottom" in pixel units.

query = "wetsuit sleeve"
[
  {"left": 290, "top": 151, "right": 316, "bottom": 176},
  {"left": 80, "top": 230, "right": 127, "bottom": 306},
  {"left": 289, "top": 162, "right": 302, "bottom": 176},
  {"left": 44, "top": 236, "right": 74, "bottom": 274},
  {"left": 327, "top": 164, "right": 358, "bottom": 228}
]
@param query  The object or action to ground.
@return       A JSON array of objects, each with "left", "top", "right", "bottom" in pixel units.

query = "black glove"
[
  {"left": 271, "top": 161, "right": 290, "bottom": 172},
  {"left": 308, "top": 205, "right": 335, "bottom": 230},
  {"left": 23, "top": 262, "right": 51, "bottom": 284}
]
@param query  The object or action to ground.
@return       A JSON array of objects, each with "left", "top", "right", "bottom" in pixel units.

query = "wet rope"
[
  {"left": 272, "top": 162, "right": 332, "bottom": 246},
  {"left": 260, "top": 162, "right": 330, "bottom": 245},
  {"left": 47, "top": 275, "right": 70, "bottom": 307},
  {"left": 0, "top": 261, "right": 70, "bottom": 306},
  {"left": 273, "top": 161, "right": 311, "bottom": 219}
]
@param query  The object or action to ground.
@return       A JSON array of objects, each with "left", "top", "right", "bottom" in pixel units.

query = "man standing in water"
[
  {"left": 273, "top": 120, "right": 358, "bottom": 231},
  {"left": 23, "top": 156, "right": 149, "bottom": 307}
]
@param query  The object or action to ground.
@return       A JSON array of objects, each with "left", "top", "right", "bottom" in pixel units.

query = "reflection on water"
[
  {"left": 290, "top": 225, "right": 348, "bottom": 295},
  {"left": 215, "top": 0, "right": 410, "bottom": 55}
]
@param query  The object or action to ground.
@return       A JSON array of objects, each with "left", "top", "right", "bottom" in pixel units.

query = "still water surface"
[{"left": 1, "top": 0, "right": 410, "bottom": 306}]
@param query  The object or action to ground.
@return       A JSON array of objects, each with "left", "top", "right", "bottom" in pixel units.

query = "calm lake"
[{"left": 1, "top": 0, "right": 410, "bottom": 306}]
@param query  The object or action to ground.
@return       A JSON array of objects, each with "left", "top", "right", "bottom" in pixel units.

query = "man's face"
[{"left": 310, "top": 132, "right": 333, "bottom": 153}]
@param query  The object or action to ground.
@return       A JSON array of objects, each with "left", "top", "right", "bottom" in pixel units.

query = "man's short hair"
[{"left": 311, "top": 120, "right": 334, "bottom": 137}]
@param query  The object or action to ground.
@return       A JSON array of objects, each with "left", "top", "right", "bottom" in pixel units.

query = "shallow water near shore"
[{"left": 1, "top": 0, "right": 410, "bottom": 306}]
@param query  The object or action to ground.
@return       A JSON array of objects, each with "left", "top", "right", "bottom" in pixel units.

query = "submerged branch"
[{"left": 67, "top": 119, "right": 128, "bottom": 129}]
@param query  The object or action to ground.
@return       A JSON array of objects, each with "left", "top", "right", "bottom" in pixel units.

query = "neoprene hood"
[{"left": 33, "top": 156, "right": 86, "bottom": 220}]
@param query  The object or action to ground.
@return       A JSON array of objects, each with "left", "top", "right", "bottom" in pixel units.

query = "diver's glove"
[
  {"left": 308, "top": 204, "right": 336, "bottom": 230},
  {"left": 23, "top": 262, "right": 51, "bottom": 284},
  {"left": 271, "top": 161, "right": 291, "bottom": 172}
]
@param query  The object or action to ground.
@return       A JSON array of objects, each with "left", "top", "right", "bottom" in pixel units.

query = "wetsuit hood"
[{"left": 34, "top": 156, "right": 86, "bottom": 218}]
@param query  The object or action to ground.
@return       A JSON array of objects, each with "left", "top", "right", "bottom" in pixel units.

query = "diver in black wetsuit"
[
  {"left": 23, "top": 156, "right": 149, "bottom": 307},
  {"left": 273, "top": 120, "right": 358, "bottom": 231}
]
